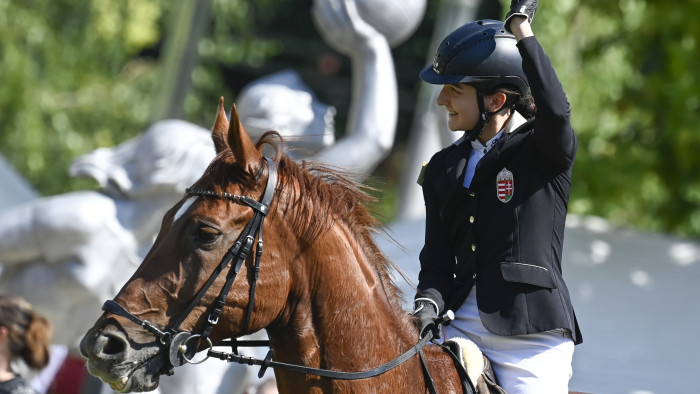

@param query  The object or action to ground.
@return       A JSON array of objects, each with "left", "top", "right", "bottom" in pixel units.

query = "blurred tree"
[
  {"left": 524, "top": 0, "right": 700, "bottom": 237},
  {"left": 0, "top": 0, "right": 280, "bottom": 195},
  {"left": 0, "top": 0, "right": 165, "bottom": 194},
  {"left": 2, "top": 0, "right": 700, "bottom": 238}
]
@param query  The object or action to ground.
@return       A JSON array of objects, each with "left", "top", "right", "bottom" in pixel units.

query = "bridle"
[
  {"left": 102, "top": 156, "right": 278, "bottom": 372},
  {"left": 99, "top": 156, "right": 474, "bottom": 393}
]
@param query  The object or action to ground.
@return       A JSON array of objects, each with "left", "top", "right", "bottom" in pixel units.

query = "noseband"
[{"left": 102, "top": 157, "right": 277, "bottom": 372}]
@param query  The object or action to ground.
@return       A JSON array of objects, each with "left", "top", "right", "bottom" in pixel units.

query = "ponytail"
[
  {"left": 482, "top": 85, "right": 537, "bottom": 119},
  {"left": 514, "top": 93, "right": 537, "bottom": 119},
  {"left": 0, "top": 295, "right": 52, "bottom": 370},
  {"left": 21, "top": 314, "right": 52, "bottom": 369}
]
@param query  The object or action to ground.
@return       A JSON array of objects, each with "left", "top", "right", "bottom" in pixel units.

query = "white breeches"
[{"left": 443, "top": 287, "right": 575, "bottom": 394}]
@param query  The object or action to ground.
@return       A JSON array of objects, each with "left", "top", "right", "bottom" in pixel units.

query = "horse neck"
[{"left": 269, "top": 220, "right": 416, "bottom": 369}]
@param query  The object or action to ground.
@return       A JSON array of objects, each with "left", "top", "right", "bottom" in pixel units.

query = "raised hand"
[{"left": 505, "top": 0, "right": 538, "bottom": 32}]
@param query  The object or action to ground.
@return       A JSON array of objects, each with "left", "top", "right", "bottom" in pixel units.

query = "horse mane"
[
  {"left": 190, "top": 131, "right": 409, "bottom": 314},
  {"left": 258, "top": 132, "right": 409, "bottom": 311}
]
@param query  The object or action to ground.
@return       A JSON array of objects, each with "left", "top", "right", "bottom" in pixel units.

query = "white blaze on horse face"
[{"left": 173, "top": 196, "right": 198, "bottom": 225}]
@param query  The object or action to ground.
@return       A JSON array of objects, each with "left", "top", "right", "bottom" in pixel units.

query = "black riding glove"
[
  {"left": 504, "top": 0, "right": 538, "bottom": 32},
  {"left": 412, "top": 298, "right": 440, "bottom": 339}
]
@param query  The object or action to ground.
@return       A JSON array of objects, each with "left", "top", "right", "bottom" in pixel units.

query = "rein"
[
  {"left": 210, "top": 331, "right": 437, "bottom": 381},
  {"left": 206, "top": 312, "right": 464, "bottom": 394}
]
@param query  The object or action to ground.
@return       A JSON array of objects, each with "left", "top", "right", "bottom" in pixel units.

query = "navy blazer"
[{"left": 417, "top": 36, "right": 582, "bottom": 344}]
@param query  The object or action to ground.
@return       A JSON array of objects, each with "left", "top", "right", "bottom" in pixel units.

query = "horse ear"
[
  {"left": 212, "top": 97, "right": 230, "bottom": 154},
  {"left": 228, "top": 103, "right": 262, "bottom": 172}
]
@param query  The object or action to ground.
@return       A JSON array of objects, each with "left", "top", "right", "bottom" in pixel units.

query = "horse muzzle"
[{"left": 80, "top": 325, "right": 164, "bottom": 392}]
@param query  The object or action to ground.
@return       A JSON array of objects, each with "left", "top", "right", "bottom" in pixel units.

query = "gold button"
[
  {"left": 469, "top": 216, "right": 475, "bottom": 223},
  {"left": 471, "top": 244, "right": 476, "bottom": 251}
]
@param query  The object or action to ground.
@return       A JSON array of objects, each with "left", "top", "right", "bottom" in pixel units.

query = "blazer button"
[
  {"left": 472, "top": 273, "right": 477, "bottom": 279},
  {"left": 471, "top": 244, "right": 476, "bottom": 251},
  {"left": 469, "top": 216, "right": 475, "bottom": 223}
]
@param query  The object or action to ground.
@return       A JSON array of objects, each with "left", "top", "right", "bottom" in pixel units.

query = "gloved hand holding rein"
[{"left": 412, "top": 297, "right": 440, "bottom": 339}]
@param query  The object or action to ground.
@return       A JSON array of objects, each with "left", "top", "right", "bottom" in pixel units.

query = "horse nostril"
[{"left": 103, "top": 334, "right": 127, "bottom": 355}]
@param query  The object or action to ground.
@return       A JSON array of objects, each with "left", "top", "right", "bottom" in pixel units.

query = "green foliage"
[
  {"left": 3, "top": 0, "right": 700, "bottom": 237},
  {"left": 0, "top": 0, "right": 281, "bottom": 195},
  {"left": 0, "top": 0, "right": 166, "bottom": 195},
  {"left": 499, "top": 0, "right": 700, "bottom": 237}
]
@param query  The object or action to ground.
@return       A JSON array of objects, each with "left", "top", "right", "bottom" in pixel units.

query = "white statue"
[
  {"left": 0, "top": 1, "right": 427, "bottom": 393},
  {"left": 232, "top": 2, "right": 424, "bottom": 392},
  {"left": 0, "top": 154, "right": 38, "bottom": 211},
  {"left": 238, "top": 0, "right": 425, "bottom": 177},
  {"left": 0, "top": 120, "right": 214, "bottom": 346},
  {"left": 0, "top": 120, "right": 226, "bottom": 394}
]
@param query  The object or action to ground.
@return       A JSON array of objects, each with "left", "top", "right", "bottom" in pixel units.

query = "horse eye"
[{"left": 194, "top": 226, "right": 221, "bottom": 244}]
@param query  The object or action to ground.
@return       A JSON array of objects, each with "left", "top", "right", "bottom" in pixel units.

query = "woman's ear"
[{"left": 487, "top": 92, "right": 508, "bottom": 113}]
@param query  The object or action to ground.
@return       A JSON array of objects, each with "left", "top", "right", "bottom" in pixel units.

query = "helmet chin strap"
[
  {"left": 466, "top": 91, "right": 492, "bottom": 142},
  {"left": 466, "top": 90, "right": 509, "bottom": 142}
]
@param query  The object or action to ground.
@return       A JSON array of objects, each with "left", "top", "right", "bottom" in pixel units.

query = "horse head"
[{"left": 79, "top": 98, "right": 290, "bottom": 392}]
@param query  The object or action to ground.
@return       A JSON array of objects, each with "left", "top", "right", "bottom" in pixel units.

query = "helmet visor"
[{"left": 419, "top": 65, "right": 503, "bottom": 87}]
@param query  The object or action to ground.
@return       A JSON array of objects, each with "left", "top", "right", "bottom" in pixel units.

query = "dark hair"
[
  {"left": 481, "top": 84, "right": 537, "bottom": 119},
  {"left": 0, "top": 294, "right": 52, "bottom": 370}
]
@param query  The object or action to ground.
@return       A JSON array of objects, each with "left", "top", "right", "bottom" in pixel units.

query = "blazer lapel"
[
  {"left": 445, "top": 138, "right": 470, "bottom": 186},
  {"left": 470, "top": 116, "right": 535, "bottom": 189}
]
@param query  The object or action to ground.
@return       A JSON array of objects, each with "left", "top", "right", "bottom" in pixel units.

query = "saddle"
[{"left": 442, "top": 337, "right": 506, "bottom": 394}]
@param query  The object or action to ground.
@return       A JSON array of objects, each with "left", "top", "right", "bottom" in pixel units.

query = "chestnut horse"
[{"left": 79, "top": 99, "right": 472, "bottom": 393}]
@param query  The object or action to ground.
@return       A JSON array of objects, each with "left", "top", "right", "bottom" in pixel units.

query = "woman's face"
[{"left": 436, "top": 83, "right": 480, "bottom": 132}]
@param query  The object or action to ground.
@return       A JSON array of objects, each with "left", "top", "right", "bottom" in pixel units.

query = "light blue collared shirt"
[
  {"left": 462, "top": 131, "right": 503, "bottom": 188},
  {"left": 460, "top": 111, "right": 528, "bottom": 188}
]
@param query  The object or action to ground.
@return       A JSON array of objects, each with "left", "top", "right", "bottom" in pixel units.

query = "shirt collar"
[
  {"left": 453, "top": 110, "right": 527, "bottom": 147},
  {"left": 503, "top": 110, "right": 527, "bottom": 134},
  {"left": 471, "top": 130, "right": 503, "bottom": 152}
]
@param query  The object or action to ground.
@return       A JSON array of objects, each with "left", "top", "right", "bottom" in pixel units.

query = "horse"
[{"left": 79, "top": 98, "right": 498, "bottom": 393}]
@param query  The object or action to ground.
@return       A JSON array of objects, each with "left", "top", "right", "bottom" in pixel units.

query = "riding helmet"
[{"left": 420, "top": 19, "right": 529, "bottom": 95}]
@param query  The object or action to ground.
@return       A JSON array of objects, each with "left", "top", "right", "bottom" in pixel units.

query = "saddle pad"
[{"left": 443, "top": 337, "right": 484, "bottom": 386}]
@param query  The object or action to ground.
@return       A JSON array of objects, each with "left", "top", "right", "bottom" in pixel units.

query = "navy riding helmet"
[{"left": 420, "top": 19, "right": 529, "bottom": 96}]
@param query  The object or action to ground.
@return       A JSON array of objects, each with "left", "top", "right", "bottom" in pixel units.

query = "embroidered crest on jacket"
[{"left": 496, "top": 168, "right": 514, "bottom": 203}]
